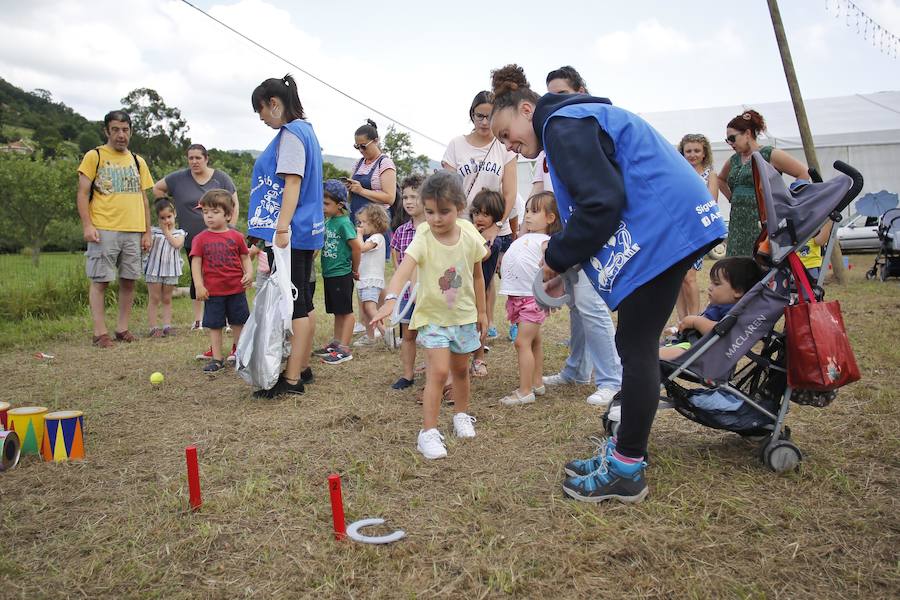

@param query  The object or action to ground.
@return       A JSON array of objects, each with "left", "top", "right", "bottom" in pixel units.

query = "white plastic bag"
[{"left": 236, "top": 242, "right": 297, "bottom": 390}]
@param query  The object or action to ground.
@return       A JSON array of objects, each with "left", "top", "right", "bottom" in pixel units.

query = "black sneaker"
[
  {"left": 392, "top": 377, "right": 414, "bottom": 390},
  {"left": 562, "top": 452, "right": 648, "bottom": 503},
  {"left": 300, "top": 367, "right": 314, "bottom": 384},
  {"left": 322, "top": 348, "right": 352, "bottom": 365},
  {"left": 203, "top": 359, "right": 225, "bottom": 373},
  {"left": 253, "top": 374, "right": 304, "bottom": 398}
]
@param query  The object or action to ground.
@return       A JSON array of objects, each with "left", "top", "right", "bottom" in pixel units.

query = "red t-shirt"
[{"left": 189, "top": 229, "right": 249, "bottom": 296}]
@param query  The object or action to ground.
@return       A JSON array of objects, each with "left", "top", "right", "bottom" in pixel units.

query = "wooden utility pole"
[{"left": 767, "top": 0, "right": 847, "bottom": 283}]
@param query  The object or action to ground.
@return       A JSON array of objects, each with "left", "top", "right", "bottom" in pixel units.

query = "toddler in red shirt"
[{"left": 190, "top": 189, "right": 252, "bottom": 373}]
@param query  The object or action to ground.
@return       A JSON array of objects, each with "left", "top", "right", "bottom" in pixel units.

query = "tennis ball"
[{"left": 150, "top": 372, "right": 165, "bottom": 385}]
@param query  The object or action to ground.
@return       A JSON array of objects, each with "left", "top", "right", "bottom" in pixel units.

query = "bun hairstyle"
[
  {"left": 251, "top": 74, "right": 306, "bottom": 121},
  {"left": 490, "top": 64, "right": 540, "bottom": 114},
  {"left": 727, "top": 109, "right": 766, "bottom": 139},
  {"left": 545, "top": 65, "right": 589, "bottom": 94},
  {"left": 355, "top": 119, "right": 378, "bottom": 141}
]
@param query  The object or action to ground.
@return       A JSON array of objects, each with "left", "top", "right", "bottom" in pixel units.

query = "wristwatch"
[{"left": 384, "top": 293, "right": 399, "bottom": 302}]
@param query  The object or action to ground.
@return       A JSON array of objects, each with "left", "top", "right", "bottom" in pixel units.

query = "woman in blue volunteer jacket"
[
  {"left": 247, "top": 74, "right": 324, "bottom": 398},
  {"left": 490, "top": 64, "right": 726, "bottom": 504}
]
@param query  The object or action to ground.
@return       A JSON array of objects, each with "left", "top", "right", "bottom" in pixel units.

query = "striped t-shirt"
[{"left": 144, "top": 226, "right": 186, "bottom": 278}]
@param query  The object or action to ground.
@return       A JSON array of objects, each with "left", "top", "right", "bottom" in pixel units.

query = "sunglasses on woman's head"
[{"left": 354, "top": 140, "right": 375, "bottom": 151}]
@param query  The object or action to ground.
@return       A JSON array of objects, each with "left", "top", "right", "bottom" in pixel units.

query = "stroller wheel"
[
  {"left": 763, "top": 441, "right": 802, "bottom": 473},
  {"left": 865, "top": 269, "right": 877, "bottom": 281}
]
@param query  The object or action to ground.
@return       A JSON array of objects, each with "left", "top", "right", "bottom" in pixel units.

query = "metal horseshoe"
[{"left": 346, "top": 518, "right": 406, "bottom": 545}]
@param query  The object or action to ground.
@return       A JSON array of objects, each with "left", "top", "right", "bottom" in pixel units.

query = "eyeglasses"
[
  {"left": 353, "top": 140, "right": 375, "bottom": 151},
  {"left": 472, "top": 112, "right": 490, "bottom": 123},
  {"left": 725, "top": 134, "right": 738, "bottom": 144}
]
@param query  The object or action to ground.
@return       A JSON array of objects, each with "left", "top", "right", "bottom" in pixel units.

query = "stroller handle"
[{"left": 832, "top": 161, "right": 864, "bottom": 214}]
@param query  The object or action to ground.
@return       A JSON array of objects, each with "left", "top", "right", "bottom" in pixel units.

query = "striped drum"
[{"left": 42, "top": 411, "right": 85, "bottom": 462}]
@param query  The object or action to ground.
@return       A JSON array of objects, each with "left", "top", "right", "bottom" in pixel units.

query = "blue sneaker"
[
  {"left": 508, "top": 323, "right": 518, "bottom": 341},
  {"left": 486, "top": 326, "right": 498, "bottom": 340},
  {"left": 563, "top": 436, "right": 615, "bottom": 477},
  {"left": 562, "top": 452, "right": 648, "bottom": 503}
]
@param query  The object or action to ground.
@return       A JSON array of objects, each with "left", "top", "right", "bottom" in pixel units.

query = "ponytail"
[{"left": 251, "top": 73, "right": 306, "bottom": 121}]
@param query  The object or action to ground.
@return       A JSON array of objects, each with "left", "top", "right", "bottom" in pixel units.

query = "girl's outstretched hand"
[{"left": 370, "top": 300, "right": 394, "bottom": 329}]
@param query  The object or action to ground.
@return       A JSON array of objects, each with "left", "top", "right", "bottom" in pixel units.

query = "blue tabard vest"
[
  {"left": 248, "top": 120, "right": 324, "bottom": 250},
  {"left": 543, "top": 102, "right": 726, "bottom": 309}
]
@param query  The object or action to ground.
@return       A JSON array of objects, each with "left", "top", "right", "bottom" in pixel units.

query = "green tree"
[
  {"left": 382, "top": 125, "right": 430, "bottom": 183},
  {"left": 33, "top": 123, "right": 62, "bottom": 158},
  {"left": 78, "top": 128, "right": 102, "bottom": 154},
  {"left": 120, "top": 88, "right": 189, "bottom": 143},
  {"left": 0, "top": 155, "right": 78, "bottom": 265},
  {"left": 323, "top": 161, "right": 349, "bottom": 180}
]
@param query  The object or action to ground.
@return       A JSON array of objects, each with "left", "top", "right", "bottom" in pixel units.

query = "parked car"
[{"left": 837, "top": 213, "right": 881, "bottom": 253}]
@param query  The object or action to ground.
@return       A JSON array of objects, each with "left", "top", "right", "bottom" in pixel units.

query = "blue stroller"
[{"left": 601, "top": 154, "right": 864, "bottom": 472}]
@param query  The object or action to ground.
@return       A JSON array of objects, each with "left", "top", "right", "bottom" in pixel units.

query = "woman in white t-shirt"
[{"left": 442, "top": 91, "right": 518, "bottom": 343}]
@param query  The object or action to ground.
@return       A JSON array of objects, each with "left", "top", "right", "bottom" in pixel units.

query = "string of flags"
[{"left": 825, "top": 0, "right": 899, "bottom": 59}]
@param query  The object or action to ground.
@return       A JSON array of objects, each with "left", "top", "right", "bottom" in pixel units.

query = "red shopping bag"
[{"left": 784, "top": 254, "right": 861, "bottom": 391}]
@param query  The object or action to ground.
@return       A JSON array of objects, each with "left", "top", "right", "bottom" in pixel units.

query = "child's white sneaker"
[
  {"left": 417, "top": 428, "right": 447, "bottom": 459},
  {"left": 452, "top": 413, "right": 477, "bottom": 438},
  {"left": 500, "top": 390, "right": 536, "bottom": 406},
  {"left": 533, "top": 385, "right": 546, "bottom": 396}
]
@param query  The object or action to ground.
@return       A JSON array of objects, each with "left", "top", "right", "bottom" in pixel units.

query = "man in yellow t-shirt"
[{"left": 76, "top": 110, "right": 154, "bottom": 348}]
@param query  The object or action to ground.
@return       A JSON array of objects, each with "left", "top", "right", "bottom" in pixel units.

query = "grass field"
[
  {"left": 0, "top": 260, "right": 897, "bottom": 598},
  {"left": 0, "top": 252, "right": 85, "bottom": 292}
]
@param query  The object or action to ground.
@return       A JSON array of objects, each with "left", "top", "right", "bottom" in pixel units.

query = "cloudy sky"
[{"left": 1, "top": 0, "right": 898, "bottom": 161}]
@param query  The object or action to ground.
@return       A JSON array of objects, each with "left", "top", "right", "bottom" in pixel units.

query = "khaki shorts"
[{"left": 85, "top": 230, "right": 143, "bottom": 283}]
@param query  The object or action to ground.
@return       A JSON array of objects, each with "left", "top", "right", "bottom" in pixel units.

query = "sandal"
[
  {"left": 415, "top": 384, "right": 454, "bottom": 406},
  {"left": 114, "top": 330, "right": 136, "bottom": 343},
  {"left": 92, "top": 333, "right": 114, "bottom": 348},
  {"left": 470, "top": 359, "right": 488, "bottom": 377}
]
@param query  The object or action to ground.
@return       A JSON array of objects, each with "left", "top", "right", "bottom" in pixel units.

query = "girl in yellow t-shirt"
[{"left": 372, "top": 172, "right": 488, "bottom": 460}]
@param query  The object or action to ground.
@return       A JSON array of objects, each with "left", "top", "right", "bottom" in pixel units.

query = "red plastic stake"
[
  {"left": 185, "top": 446, "right": 202, "bottom": 511},
  {"left": 328, "top": 473, "right": 346, "bottom": 540}
]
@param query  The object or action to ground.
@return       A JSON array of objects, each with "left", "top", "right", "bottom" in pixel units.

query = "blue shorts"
[
  {"left": 358, "top": 285, "right": 382, "bottom": 303},
  {"left": 417, "top": 323, "right": 480, "bottom": 354},
  {"left": 397, "top": 297, "right": 416, "bottom": 325},
  {"left": 203, "top": 292, "right": 249, "bottom": 329}
]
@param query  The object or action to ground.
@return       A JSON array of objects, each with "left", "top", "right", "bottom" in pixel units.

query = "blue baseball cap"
[{"left": 324, "top": 179, "right": 348, "bottom": 204}]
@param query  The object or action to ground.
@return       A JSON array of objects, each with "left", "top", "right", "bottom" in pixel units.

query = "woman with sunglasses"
[
  {"left": 348, "top": 120, "right": 397, "bottom": 224},
  {"left": 442, "top": 91, "right": 518, "bottom": 366},
  {"left": 717, "top": 110, "right": 807, "bottom": 256},
  {"left": 675, "top": 133, "right": 718, "bottom": 319}
]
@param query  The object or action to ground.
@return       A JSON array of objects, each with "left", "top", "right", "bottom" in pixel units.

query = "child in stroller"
[{"left": 660, "top": 258, "right": 763, "bottom": 361}]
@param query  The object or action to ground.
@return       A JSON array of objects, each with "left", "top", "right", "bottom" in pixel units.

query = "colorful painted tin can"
[
  {"left": 42, "top": 411, "right": 85, "bottom": 462},
  {"left": 7, "top": 406, "right": 47, "bottom": 456}
]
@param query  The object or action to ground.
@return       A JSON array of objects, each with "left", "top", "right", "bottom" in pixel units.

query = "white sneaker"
[
  {"left": 587, "top": 387, "right": 618, "bottom": 406},
  {"left": 607, "top": 403, "right": 621, "bottom": 422},
  {"left": 542, "top": 373, "right": 589, "bottom": 386},
  {"left": 533, "top": 385, "right": 546, "bottom": 396},
  {"left": 417, "top": 428, "right": 447, "bottom": 459},
  {"left": 353, "top": 335, "right": 377, "bottom": 347},
  {"left": 353, "top": 322, "right": 366, "bottom": 334},
  {"left": 500, "top": 390, "right": 536, "bottom": 406},
  {"left": 452, "top": 413, "right": 477, "bottom": 438}
]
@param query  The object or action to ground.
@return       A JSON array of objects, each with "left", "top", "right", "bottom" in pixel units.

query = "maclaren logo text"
[{"left": 725, "top": 314, "right": 768, "bottom": 359}]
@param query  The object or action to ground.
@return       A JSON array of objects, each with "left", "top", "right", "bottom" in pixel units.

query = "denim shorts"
[
  {"left": 397, "top": 297, "right": 416, "bottom": 325},
  {"left": 358, "top": 285, "right": 382, "bottom": 304},
  {"left": 417, "top": 323, "right": 480, "bottom": 354},
  {"left": 202, "top": 292, "right": 249, "bottom": 329}
]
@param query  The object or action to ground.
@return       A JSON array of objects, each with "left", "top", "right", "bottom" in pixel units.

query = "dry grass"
[{"left": 0, "top": 260, "right": 898, "bottom": 599}]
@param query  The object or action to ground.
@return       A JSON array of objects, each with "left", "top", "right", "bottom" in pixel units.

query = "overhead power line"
[{"left": 178, "top": 0, "right": 446, "bottom": 147}]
